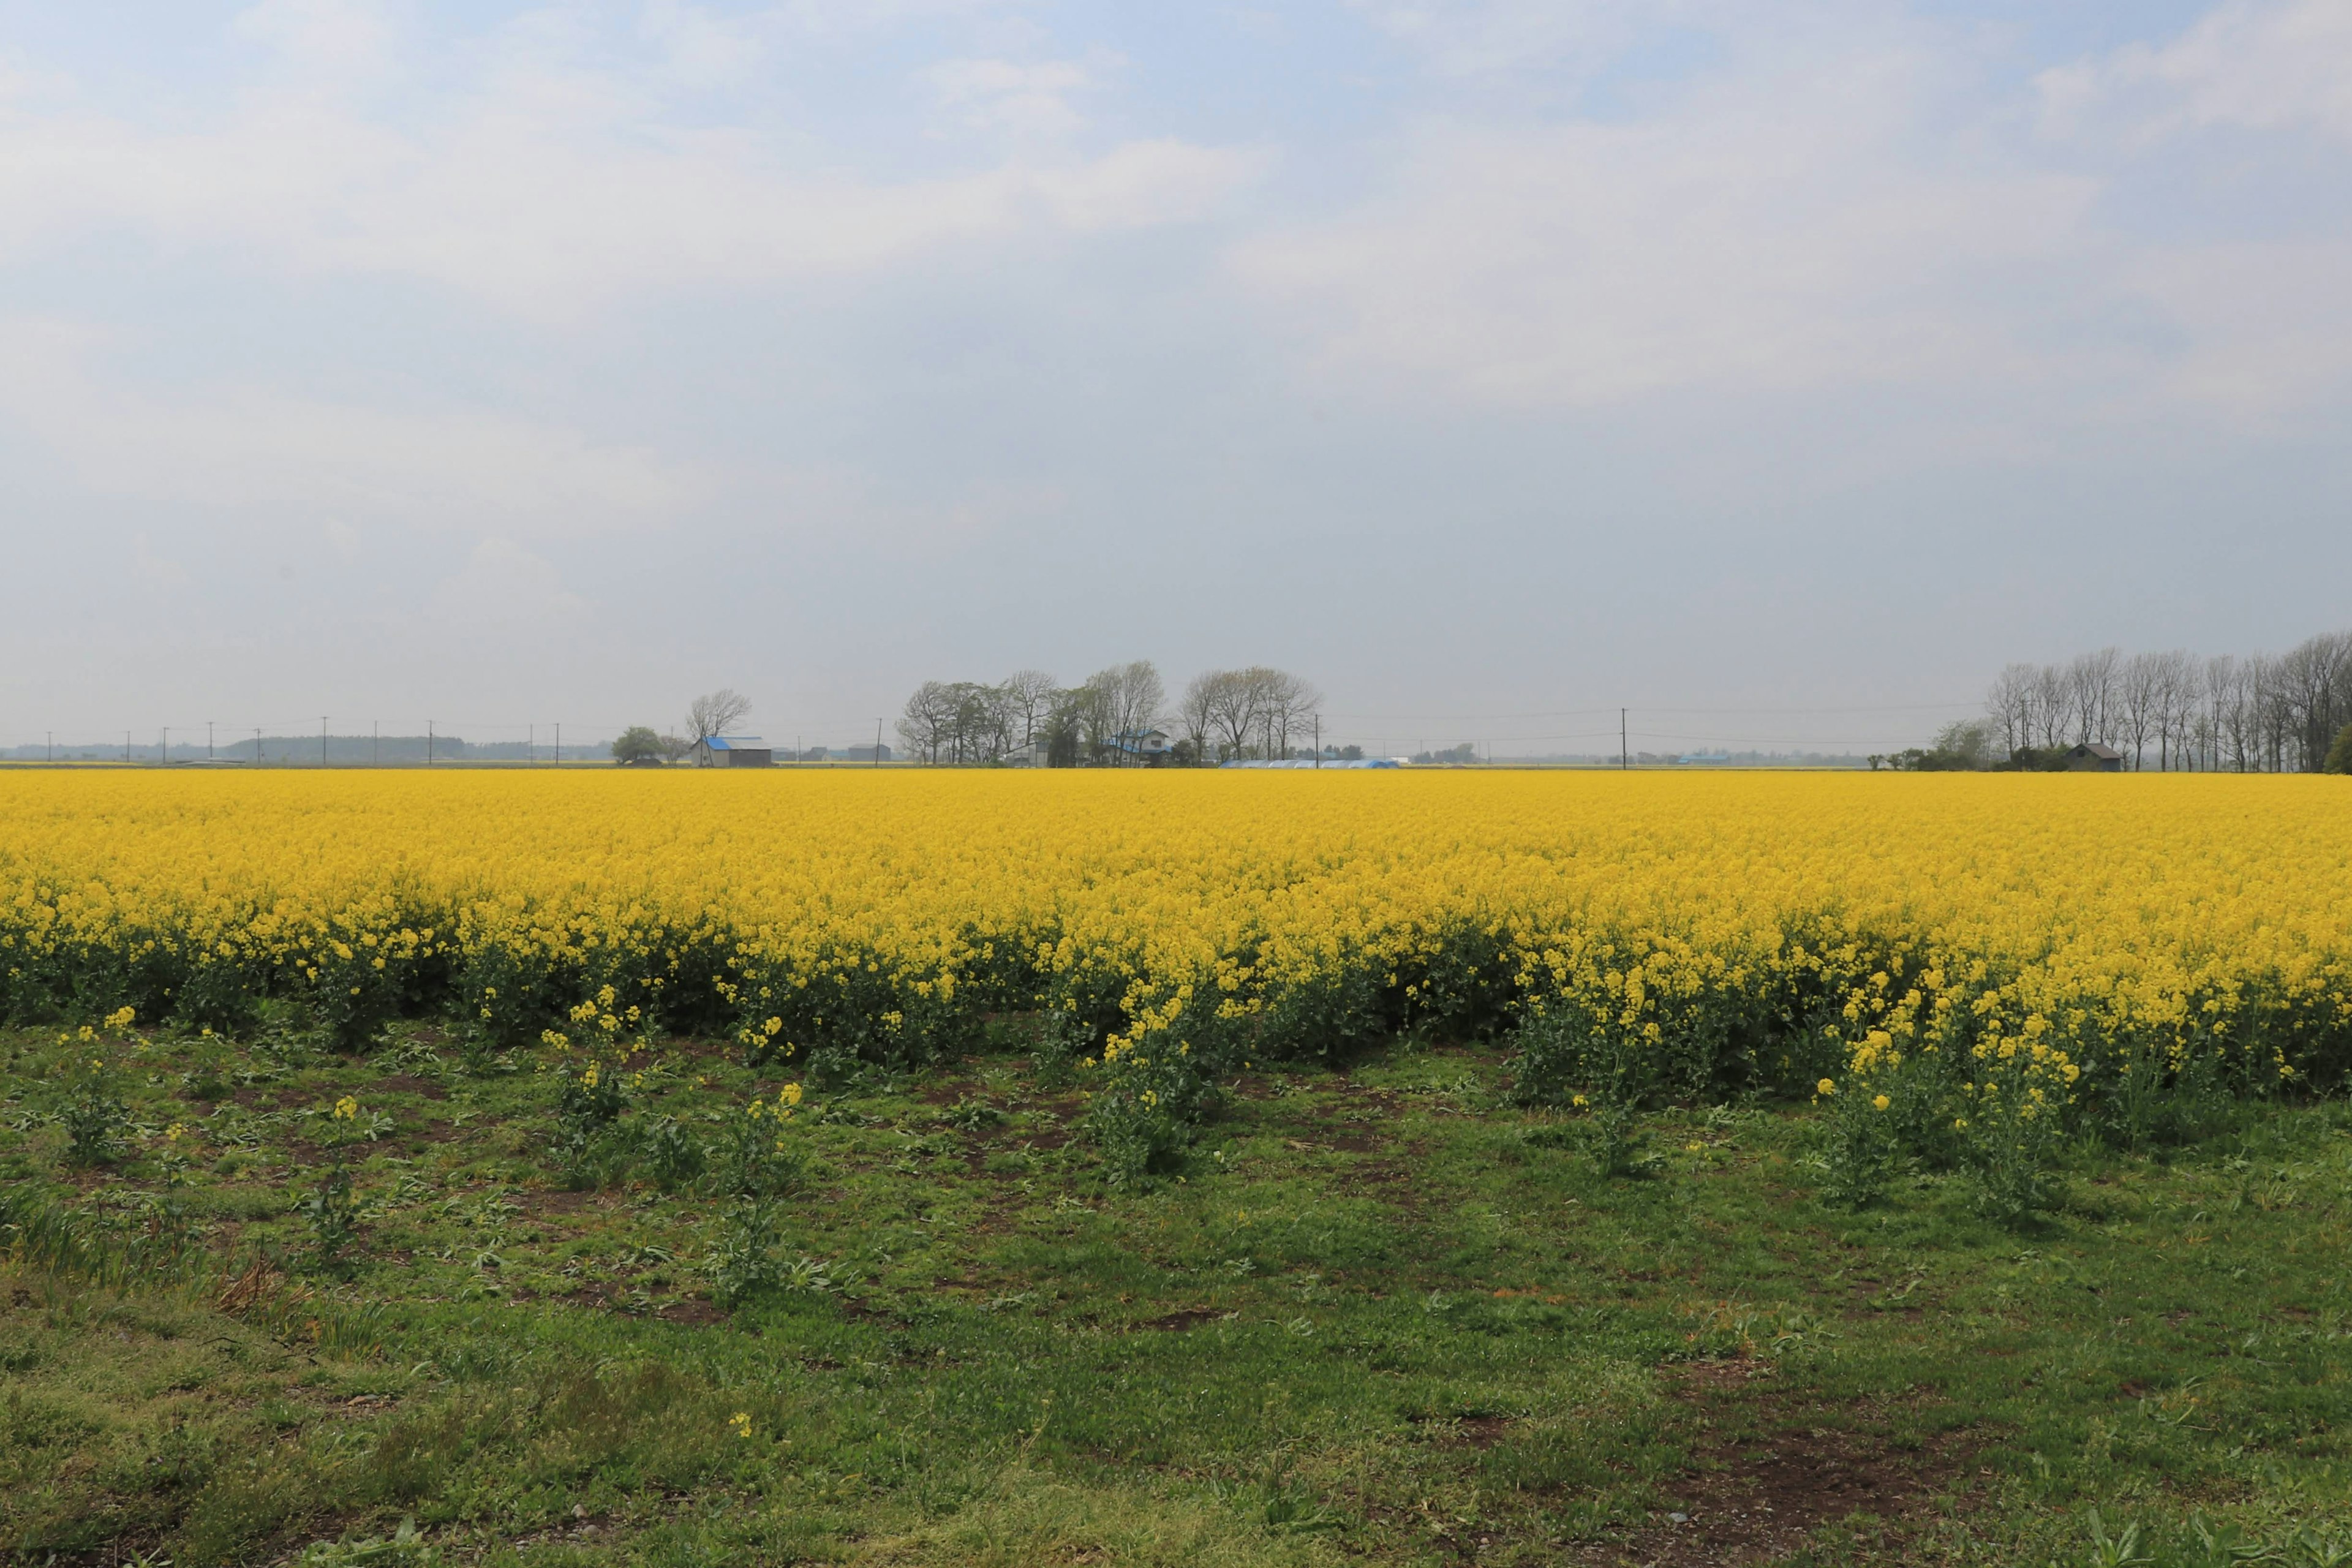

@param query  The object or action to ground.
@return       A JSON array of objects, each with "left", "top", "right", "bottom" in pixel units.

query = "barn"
[{"left": 691, "top": 736, "right": 774, "bottom": 767}]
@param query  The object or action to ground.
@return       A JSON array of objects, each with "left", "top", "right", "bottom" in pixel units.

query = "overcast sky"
[{"left": 4, "top": 0, "right": 2348, "bottom": 754}]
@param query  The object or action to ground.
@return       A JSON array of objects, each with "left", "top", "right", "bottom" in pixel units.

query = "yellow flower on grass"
[
  {"left": 333, "top": 1096, "right": 359, "bottom": 1120},
  {"left": 1817, "top": 1079, "right": 1837, "bottom": 1096},
  {"left": 1872, "top": 1095, "right": 1891, "bottom": 1111},
  {"left": 729, "top": 1412, "right": 753, "bottom": 1439}
]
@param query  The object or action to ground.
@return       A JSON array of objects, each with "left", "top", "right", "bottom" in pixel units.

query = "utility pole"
[
  {"left": 1314, "top": 715, "right": 1321, "bottom": 768},
  {"left": 207, "top": 721, "right": 214, "bottom": 761},
  {"left": 873, "top": 718, "right": 882, "bottom": 768},
  {"left": 528, "top": 723, "right": 533, "bottom": 766},
  {"left": 321, "top": 717, "right": 328, "bottom": 767},
  {"left": 160, "top": 726, "right": 168, "bottom": 766},
  {"left": 254, "top": 728, "right": 262, "bottom": 765},
  {"left": 1620, "top": 709, "right": 1628, "bottom": 771},
  {"left": 428, "top": 722, "right": 434, "bottom": 766},
  {"left": 124, "top": 731, "right": 130, "bottom": 764},
  {"left": 554, "top": 723, "right": 560, "bottom": 767},
  {"left": 46, "top": 731, "right": 53, "bottom": 763}
]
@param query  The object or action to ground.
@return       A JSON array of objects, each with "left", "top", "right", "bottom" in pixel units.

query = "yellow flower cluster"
[{"left": 0, "top": 771, "right": 2344, "bottom": 1102}]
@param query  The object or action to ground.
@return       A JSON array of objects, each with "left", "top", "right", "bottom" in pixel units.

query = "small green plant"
[
  {"left": 58, "top": 1046, "right": 129, "bottom": 1168},
  {"left": 940, "top": 1096, "right": 1004, "bottom": 1132},
  {"left": 711, "top": 1086, "right": 808, "bottom": 1198},
  {"left": 709, "top": 1198, "right": 782, "bottom": 1306},
  {"left": 638, "top": 1115, "right": 707, "bottom": 1192},
  {"left": 556, "top": 1055, "right": 628, "bottom": 1126},
  {"left": 1959, "top": 1044, "right": 2071, "bottom": 1226},
  {"left": 300, "top": 1094, "right": 365, "bottom": 1271},
  {"left": 1084, "top": 1035, "right": 1218, "bottom": 1188},
  {"left": 2081, "top": 1508, "right": 2152, "bottom": 1568},
  {"left": 1815, "top": 1077, "right": 1899, "bottom": 1208}
]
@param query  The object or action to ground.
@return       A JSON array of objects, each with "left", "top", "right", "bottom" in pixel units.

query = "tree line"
[
  {"left": 897, "top": 663, "right": 1324, "bottom": 767},
  {"left": 1889, "top": 629, "right": 2352, "bottom": 772}
]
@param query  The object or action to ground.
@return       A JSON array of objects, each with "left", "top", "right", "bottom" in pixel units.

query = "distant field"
[{"left": 2, "top": 772, "right": 2348, "bottom": 1563}]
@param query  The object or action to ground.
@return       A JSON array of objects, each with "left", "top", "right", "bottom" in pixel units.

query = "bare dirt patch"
[
  {"left": 371, "top": 1073, "right": 448, "bottom": 1100},
  {"left": 1586, "top": 1361, "right": 1985, "bottom": 1567},
  {"left": 657, "top": 1298, "right": 727, "bottom": 1327},
  {"left": 1139, "top": 1307, "right": 1232, "bottom": 1332}
]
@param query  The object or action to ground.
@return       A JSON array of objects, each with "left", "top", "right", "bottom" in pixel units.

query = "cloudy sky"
[{"left": 4, "top": 0, "right": 2348, "bottom": 754}]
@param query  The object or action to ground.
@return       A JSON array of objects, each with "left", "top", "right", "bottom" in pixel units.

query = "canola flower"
[{"left": 0, "top": 770, "right": 2345, "bottom": 1117}]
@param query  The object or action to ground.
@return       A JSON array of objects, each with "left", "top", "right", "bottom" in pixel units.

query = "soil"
[
  {"left": 655, "top": 1298, "right": 728, "bottom": 1327},
  {"left": 371, "top": 1073, "right": 449, "bottom": 1101},
  {"left": 1583, "top": 1360, "right": 1985, "bottom": 1567},
  {"left": 1139, "top": 1307, "right": 1232, "bottom": 1332}
]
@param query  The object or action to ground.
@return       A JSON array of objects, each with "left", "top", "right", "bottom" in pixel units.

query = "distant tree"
[
  {"left": 897, "top": 682, "right": 955, "bottom": 765},
  {"left": 2327, "top": 722, "right": 2352, "bottom": 775},
  {"left": 658, "top": 733, "right": 693, "bottom": 764},
  {"left": 1928, "top": 718, "right": 1994, "bottom": 769},
  {"left": 611, "top": 726, "right": 665, "bottom": 766},
  {"left": 1003, "top": 669, "right": 1060, "bottom": 750},
  {"left": 1087, "top": 662, "right": 1167, "bottom": 765},
  {"left": 685, "top": 690, "right": 752, "bottom": 761}
]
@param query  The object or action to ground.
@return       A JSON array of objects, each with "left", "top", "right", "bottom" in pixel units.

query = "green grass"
[{"left": 2, "top": 1020, "right": 2347, "bottom": 1567}]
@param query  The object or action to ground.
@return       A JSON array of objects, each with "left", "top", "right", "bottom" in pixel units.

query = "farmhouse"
[
  {"left": 2065, "top": 742, "right": 2125, "bottom": 772},
  {"left": 692, "top": 735, "right": 774, "bottom": 767}
]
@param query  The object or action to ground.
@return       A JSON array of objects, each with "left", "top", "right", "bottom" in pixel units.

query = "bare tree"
[
  {"left": 1987, "top": 664, "right": 2037, "bottom": 758},
  {"left": 1176, "top": 671, "right": 1223, "bottom": 761},
  {"left": 2116, "top": 653, "right": 2162, "bottom": 769},
  {"left": 685, "top": 689, "right": 752, "bottom": 763},
  {"left": 1253, "top": 668, "right": 1322, "bottom": 760},
  {"left": 2147, "top": 650, "right": 2198, "bottom": 771},
  {"left": 2276, "top": 630, "right": 2352, "bottom": 772},
  {"left": 1002, "top": 670, "right": 1059, "bottom": 750},
  {"left": 896, "top": 682, "right": 954, "bottom": 765},
  {"left": 1198, "top": 669, "right": 1261, "bottom": 760},
  {"left": 1082, "top": 661, "right": 1166, "bottom": 764},
  {"left": 2064, "top": 648, "right": 2120, "bottom": 745}
]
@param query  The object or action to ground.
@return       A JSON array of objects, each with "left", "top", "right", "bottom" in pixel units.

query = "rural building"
[
  {"left": 2065, "top": 742, "right": 2125, "bottom": 772},
  {"left": 692, "top": 736, "right": 774, "bottom": 767},
  {"left": 845, "top": 744, "right": 894, "bottom": 763},
  {"left": 1110, "top": 729, "right": 1172, "bottom": 761}
]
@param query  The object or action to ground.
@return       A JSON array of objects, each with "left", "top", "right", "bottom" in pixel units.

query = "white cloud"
[
  {"left": 0, "top": 317, "right": 698, "bottom": 535},
  {"left": 1348, "top": 0, "right": 1689, "bottom": 79},
  {"left": 1237, "top": 4, "right": 2352, "bottom": 423},
  {"left": 232, "top": 0, "right": 397, "bottom": 79},
  {"left": 2040, "top": 0, "right": 2352, "bottom": 144},
  {"left": 925, "top": 56, "right": 1099, "bottom": 137},
  {"left": 429, "top": 536, "right": 591, "bottom": 624},
  {"left": 1234, "top": 43, "right": 2098, "bottom": 407},
  {"left": 0, "top": 13, "right": 1257, "bottom": 321}
]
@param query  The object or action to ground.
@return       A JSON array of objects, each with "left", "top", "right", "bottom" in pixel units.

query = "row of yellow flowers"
[{"left": 2, "top": 771, "right": 2347, "bottom": 1110}]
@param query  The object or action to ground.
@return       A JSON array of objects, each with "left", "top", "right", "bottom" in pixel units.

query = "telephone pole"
[
  {"left": 873, "top": 719, "right": 883, "bottom": 767},
  {"left": 427, "top": 722, "right": 434, "bottom": 766},
  {"left": 321, "top": 717, "right": 329, "bottom": 767},
  {"left": 1620, "top": 709, "right": 1628, "bottom": 771},
  {"left": 207, "top": 721, "right": 214, "bottom": 761},
  {"left": 554, "top": 723, "right": 560, "bottom": 766}
]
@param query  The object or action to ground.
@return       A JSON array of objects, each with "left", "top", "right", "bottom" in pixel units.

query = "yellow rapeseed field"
[{"left": 2, "top": 769, "right": 2346, "bottom": 1105}]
